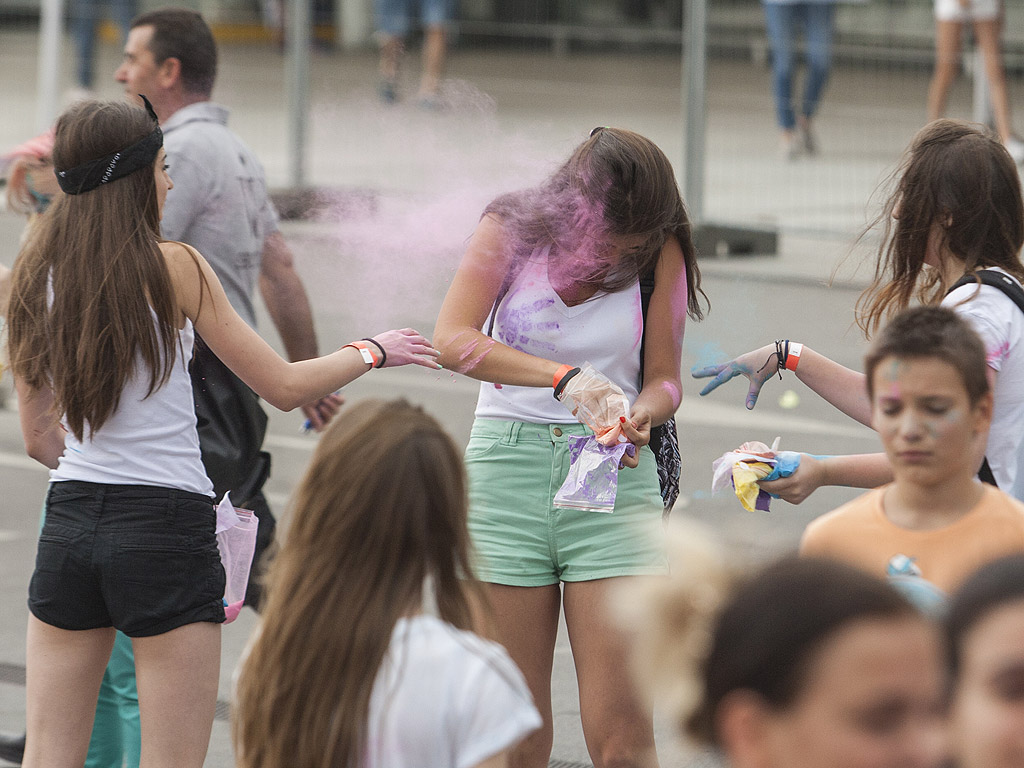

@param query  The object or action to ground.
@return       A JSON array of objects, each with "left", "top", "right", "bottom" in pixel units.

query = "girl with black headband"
[{"left": 6, "top": 98, "right": 440, "bottom": 768}]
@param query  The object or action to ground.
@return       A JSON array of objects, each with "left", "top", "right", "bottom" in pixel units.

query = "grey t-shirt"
[{"left": 160, "top": 102, "right": 279, "bottom": 328}]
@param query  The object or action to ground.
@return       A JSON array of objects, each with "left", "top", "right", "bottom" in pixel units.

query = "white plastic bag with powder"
[{"left": 215, "top": 492, "right": 259, "bottom": 623}]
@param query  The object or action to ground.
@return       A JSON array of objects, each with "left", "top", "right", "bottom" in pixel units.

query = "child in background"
[
  {"left": 233, "top": 399, "right": 540, "bottom": 768},
  {"left": 800, "top": 307, "right": 1024, "bottom": 600}
]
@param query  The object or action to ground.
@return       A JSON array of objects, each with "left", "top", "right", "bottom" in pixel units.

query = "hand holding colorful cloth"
[{"left": 711, "top": 440, "right": 801, "bottom": 512}]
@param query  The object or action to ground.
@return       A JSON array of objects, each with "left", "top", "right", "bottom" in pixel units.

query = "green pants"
[{"left": 87, "top": 632, "right": 140, "bottom": 768}]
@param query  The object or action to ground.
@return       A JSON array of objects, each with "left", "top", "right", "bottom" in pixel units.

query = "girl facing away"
[
  {"left": 621, "top": 540, "right": 947, "bottom": 768},
  {"left": 233, "top": 399, "right": 541, "bottom": 768},
  {"left": 6, "top": 99, "right": 440, "bottom": 768},
  {"left": 434, "top": 126, "right": 707, "bottom": 767},
  {"left": 694, "top": 118, "right": 1024, "bottom": 504}
]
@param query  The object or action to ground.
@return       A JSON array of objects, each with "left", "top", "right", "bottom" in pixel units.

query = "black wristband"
[
  {"left": 552, "top": 366, "right": 582, "bottom": 400},
  {"left": 758, "top": 341, "right": 786, "bottom": 381},
  {"left": 362, "top": 338, "right": 387, "bottom": 369}
]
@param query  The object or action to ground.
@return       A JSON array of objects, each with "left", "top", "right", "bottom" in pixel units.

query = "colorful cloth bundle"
[{"left": 711, "top": 441, "right": 801, "bottom": 512}]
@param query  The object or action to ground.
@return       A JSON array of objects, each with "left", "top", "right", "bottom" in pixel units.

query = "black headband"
[{"left": 55, "top": 95, "right": 163, "bottom": 195}]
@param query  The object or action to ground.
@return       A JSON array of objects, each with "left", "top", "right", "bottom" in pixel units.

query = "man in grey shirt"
[{"left": 113, "top": 9, "right": 341, "bottom": 598}]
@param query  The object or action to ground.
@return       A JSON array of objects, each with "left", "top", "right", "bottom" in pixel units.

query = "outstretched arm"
[
  {"left": 693, "top": 344, "right": 873, "bottom": 426},
  {"left": 758, "top": 451, "right": 893, "bottom": 504},
  {"left": 258, "top": 230, "right": 342, "bottom": 430},
  {"left": 166, "top": 242, "right": 439, "bottom": 412}
]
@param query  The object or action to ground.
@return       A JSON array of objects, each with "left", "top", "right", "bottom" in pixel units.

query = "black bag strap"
[
  {"left": 945, "top": 269, "right": 1024, "bottom": 487},
  {"left": 948, "top": 269, "right": 1024, "bottom": 315},
  {"left": 638, "top": 269, "right": 655, "bottom": 387}
]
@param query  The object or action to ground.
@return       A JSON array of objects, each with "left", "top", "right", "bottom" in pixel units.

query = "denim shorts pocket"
[
  {"left": 29, "top": 525, "right": 93, "bottom": 623},
  {"left": 107, "top": 531, "right": 223, "bottom": 634}
]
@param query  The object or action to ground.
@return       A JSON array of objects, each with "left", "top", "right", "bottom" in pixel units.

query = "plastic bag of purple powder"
[{"left": 554, "top": 434, "right": 636, "bottom": 513}]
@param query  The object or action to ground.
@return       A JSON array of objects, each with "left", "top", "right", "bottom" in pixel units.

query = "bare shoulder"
[
  {"left": 159, "top": 239, "right": 201, "bottom": 262},
  {"left": 159, "top": 240, "right": 210, "bottom": 278},
  {"left": 660, "top": 232, "right": 685, "bottom": 261},
  {"left": 461, "top": 212, "right": 513, "bottom": 274},
  {"left": 472, "top": 212, "right": 508, "bottom": 251}
]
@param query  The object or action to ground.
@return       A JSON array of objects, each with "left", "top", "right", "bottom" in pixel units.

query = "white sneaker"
[{"left": 1005, "top": 136, "right": 1024, "bottom": 165}]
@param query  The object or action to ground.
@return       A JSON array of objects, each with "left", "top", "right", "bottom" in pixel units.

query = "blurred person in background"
[
  {"left": 375, "top": 0, "right": 451, "bottom": 107},
  {"left": 0, "top": 132, "right": 57, "bottom": 764},
  {"left": 70, "top": 0, "right": 138, "bottom": 96},
  {"left": 762, "top": 0, "right": 841, "bottom": 160},
  {"left": 620, "top": 543, "right": 947, "bottom": 768},
  {"left": 927, "top": 0, "right": 1024, "bottom": 164},
  {"left": 945, "top": 553, "right": 1024, "bottom": 768}
]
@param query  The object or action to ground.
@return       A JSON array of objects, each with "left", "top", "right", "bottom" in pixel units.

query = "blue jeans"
[
  {"left": 70, "top": 0, "right": 137, "bottom": 88},
  {"left": 762, "top": 2, "right": 836, "bottom": 130}
]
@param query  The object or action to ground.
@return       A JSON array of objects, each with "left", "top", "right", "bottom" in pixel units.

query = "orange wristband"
[
  {"left": 785, "top": 342, "right": 803, "bottom": 371},
  {"left": 343, "top": 341, "right": 379, "bottom": 368},
  {"left": 553, "top": 364, "right": 574, "bottom": 390}
]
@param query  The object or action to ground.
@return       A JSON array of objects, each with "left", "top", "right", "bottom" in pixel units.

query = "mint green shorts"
[{"left": 466, "top": 419, "right": 667, "bottom": 586}]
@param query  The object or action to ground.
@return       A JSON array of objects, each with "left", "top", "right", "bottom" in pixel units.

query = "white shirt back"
[
  {"left": 364, "top": 614, "right": 541, "bottom": 768},
  {"left": 943, "top": 267, "right": 1024, "bottom": 501}
]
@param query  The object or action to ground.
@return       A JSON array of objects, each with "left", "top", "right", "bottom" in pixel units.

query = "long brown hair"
[
  {"left": 233, "top": 399, "right": 487, "bottom": 768},
  {"left": 7, "top": 99, "right": 177, "bottom": 441},
  {"left": 486, "top": 127, "right": 707, "bottom": 320},
  {"left": 857, "top": 119, "right": 1024, "bottom": 336}
]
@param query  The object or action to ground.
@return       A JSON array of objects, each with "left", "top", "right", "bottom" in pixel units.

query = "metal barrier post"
[
  {"left": 684, "top": 0, "right": 777, "bottom": 257},
  {"left": 36, "top": 0, "right": 64, "bottom": 132},
  {"left": 971, "top": 46, "right": 993, "bottom": 127},
  {"left": 287, "top": 0, "right": 312, "bottom": 188},
  {"left": 683, "top": 0, "right": 706, "bottom": 224}
]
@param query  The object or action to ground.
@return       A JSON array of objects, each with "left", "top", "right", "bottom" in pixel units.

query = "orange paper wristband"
[{"left": 785, "top": 342, "right": 803, "bottom": 371}]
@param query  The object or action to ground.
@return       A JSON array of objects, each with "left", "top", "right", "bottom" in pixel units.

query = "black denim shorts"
[{"left": 29, "top": 481, "right": 226, "bottom": 638}]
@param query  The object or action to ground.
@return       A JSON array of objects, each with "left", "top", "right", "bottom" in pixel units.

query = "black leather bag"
[{"left": 190, "top": 337, "right": 271, "bottom": 504}]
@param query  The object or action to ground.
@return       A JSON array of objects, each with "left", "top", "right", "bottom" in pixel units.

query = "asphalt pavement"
[{"left": 0, "top": 24, "right": 987, "bottom": 767}]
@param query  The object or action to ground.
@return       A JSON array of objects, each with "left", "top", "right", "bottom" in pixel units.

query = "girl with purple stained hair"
[{"left": 435, "top": 126, "right": 706, "bottom": 768}]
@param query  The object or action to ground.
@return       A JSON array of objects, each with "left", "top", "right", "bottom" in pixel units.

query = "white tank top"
[
  {"left": 52, "top": 317, "right": 214, "bottom": 496},
  {"left": 475, "top": 247, "right": 643, "bottom": 424}
]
